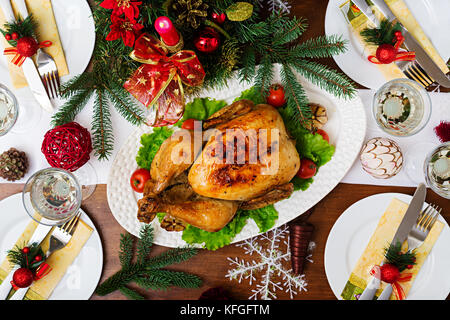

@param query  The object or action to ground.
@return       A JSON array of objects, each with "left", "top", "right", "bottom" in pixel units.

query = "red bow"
[
  {"left": 124, "top": 33, "right": 205, "bottom": 127},
  {"left": 4, "top": 40, "right": 52, "bottom": 67},
  {"left": 370, "top": 265, "right": 413, "bottom": 300}
]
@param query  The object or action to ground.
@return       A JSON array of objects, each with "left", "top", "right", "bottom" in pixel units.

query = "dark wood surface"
[{"left": 1, "top": 0, "right": 448, "bottom": 300}]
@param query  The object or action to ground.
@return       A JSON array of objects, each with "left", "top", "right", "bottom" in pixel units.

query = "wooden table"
[{"left": 1, "top": 0, "right": 448, "bottom": 300}]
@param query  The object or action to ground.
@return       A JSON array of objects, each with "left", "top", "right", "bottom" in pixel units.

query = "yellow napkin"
[
  {"left": 0, "top": 216, "right": 93, "bottom": 300},
  {"left": 0, "top": 0, "right": 69, "bottom": 89},
  {"left": 339, "top": 0, "right": 449, "bottom": 82},
  {"left": 341, "top": 198, "right": 444, "bottom": 300}
]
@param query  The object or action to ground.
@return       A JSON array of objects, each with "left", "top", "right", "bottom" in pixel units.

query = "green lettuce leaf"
[
  {"left": 136, "top": 127, "right": 173, "bottom": 170},
  {"left": 233, "top": 86, "right": 266, "bottom": 105},
  {"left": 176, "top": 97, "right": 227, "bottom": 127}
]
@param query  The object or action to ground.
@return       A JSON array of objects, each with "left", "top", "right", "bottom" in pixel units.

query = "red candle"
[{"left": 154, "top": 16, "right": 180, "bottom": 46}]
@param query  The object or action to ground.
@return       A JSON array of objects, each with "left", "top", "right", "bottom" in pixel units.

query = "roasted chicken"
[{"left": 137, "top": 99, "right": 300, "bottom": 232}]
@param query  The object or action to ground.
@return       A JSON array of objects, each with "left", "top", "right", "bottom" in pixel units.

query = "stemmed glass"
[
  {"left": 0, "top": 83, "right": 42, "bottom": 135},
  {"left": 424, "top": 142, "right": 450, "bottom": 199},
  {"left": 22, "top": 168, "right": 82, "bottom": 226}
]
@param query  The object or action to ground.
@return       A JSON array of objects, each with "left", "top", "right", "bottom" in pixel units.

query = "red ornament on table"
[
  {"left": 154, "top": 16, "right": 180, "bottom": 47},
  {"left": 194, "top": 27, "right": 220, "bottom": 53},
  {"left": 368, "top": 32, "right": 415, "bottom": 65},
  {"left": 434, "top": 121, "right": 450, "bottom": 143},
  {"left": 41, "top": 122, "right": 93, "bottom": 172},
  {"left": 370, "top": 264, "right": 413, "bottom": 300},
  {"left": 12, "top": 268, "right": 34, "bottom": 288},
  {"left": 3, "top": 37, "right": 52, "bottom": 67}
]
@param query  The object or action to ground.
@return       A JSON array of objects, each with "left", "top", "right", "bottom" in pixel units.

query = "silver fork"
[
  {"left": 377, "top": 203, "right": 441, "bottom": 300},
  {"left": 37, "top": 49, "right": 60, "bottom": 99},
  {"left": 397, "top": 60, "right": 435, "bottom": 88},
  {"left": 8, "top": 212, "right": 81, "bottom": 300}
]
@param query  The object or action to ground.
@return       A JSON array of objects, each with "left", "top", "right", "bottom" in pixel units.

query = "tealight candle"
[{"left": 154, "top": 16, "right": 180, "bottom": 47}]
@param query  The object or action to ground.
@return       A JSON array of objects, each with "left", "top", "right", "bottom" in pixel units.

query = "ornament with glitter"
[{"left": 226, "top": 225, "right": 315, "bottom": 300}]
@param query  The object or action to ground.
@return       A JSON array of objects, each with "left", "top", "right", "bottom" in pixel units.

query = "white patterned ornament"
[{"left": 360, "top": 137, "right": 403, "bottom": 179}]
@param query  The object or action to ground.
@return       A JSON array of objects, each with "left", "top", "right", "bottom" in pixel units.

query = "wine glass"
[
  {"left": 424, "top": 142, "right": 450, "bottom": 199},
  {"left": 372, "top": 78, "right": 431, "bottom": 137},
  {"left": 22, "top": 168, "right": 82, "bottom": 226},
  {"left": 71, "top": 162, "right": 97, "bottom": 200}
]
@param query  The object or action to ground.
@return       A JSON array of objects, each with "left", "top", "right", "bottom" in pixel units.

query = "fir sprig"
[
  {"left": 0, "top": 15, "right": 37, "bottom": 47},
  {"left": 95, "top": 225, "right": 201, "bottom": 299},
  {"left": 360, "top": 18, "right": 402, "bottom": 46},
  {"left": 384, "top": 242, "right": 416, "bottom": 272}
]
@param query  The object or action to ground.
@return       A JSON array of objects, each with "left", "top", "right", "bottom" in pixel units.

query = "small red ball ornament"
[
  {"left": 34, "top": 255, "right": 42, "bottom": 262},
  {"left": 375, "top": 44, "right": 397, "bottom": 64},
  {"left": 22, "top": 247, "right": 30, "bottom": 254},
  {"left": 16, "top": 37, "right": 39, "bottom": 57},
  {"left": 12, "top": 268, "right": 34, "bottom": 288},
  {"left": 11, "top": 32, "right": 19, "bottom": 40},
  {"left": 380, "top": 263, "right": 400, "bottom": 283},
  {"left": 194, "top": 27, "right": 220, "bottom": 53},
  {"left": 4, "top": 33, "right": 12, "bottom": 41},
  {"left": 211, "top": 12, "right": 226, "bottom": 24},
  {"left": 41, "top": 122, "right": 93, "bottom": 172}
]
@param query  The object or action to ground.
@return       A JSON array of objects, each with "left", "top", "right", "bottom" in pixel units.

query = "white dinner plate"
[
  {"left": 325, "top": 0, "right": 450, "bottom": 89},
  {"left": 0, "top": 0, "right": 95, "bottom": 94},
  {"left": 0, "top": 193, "right": 103, "bottom": 300},
  {"left": 106, "top": 64, "right": 367, "bottom": 248},
  {"left": 325, "top": 192, "right": 450, "bottom": 300}
]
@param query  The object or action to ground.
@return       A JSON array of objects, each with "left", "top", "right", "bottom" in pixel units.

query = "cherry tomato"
[
  {"left": 296, "top": 159, "right": 317, "bottom": 179},
  {"left": 181, "top": 118, "right": 196, "bottom": 130},
  {"left": 130, "top": 168, "right": 151, "bottom": 193},
  {"left": 316, "top": 129, "right": 330, "bottom": 143},
  {"left": 266, "top": 84, "right": 286, "bottom": 108}
]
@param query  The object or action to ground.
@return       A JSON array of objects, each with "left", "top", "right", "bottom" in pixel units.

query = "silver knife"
[
  {"left": 0, "top": 0, "right": 54, "bottom": 111},
  {"left": 371, "top": 0, "right": 450, "bottom": 88},
  {"left": 0, "top": 218, "right": 52, "bottom": 300},
  {"left": 358, "top": 183, "right": 427, "bottom": 300}
]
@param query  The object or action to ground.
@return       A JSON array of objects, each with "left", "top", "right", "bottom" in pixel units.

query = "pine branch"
[
  {"left": 136, "top": 224, "right": 153, "bottom": 264},
  {"left": 105, "top": 82, "right": 145, "bottom": 126},
  {"left": 119, "top": 233, "right": 134, "bottom": 268},
  {"left": 59, "top": 72, "right": 96, "bottom": 99},
  {"left": 290, "top": 35, "right": 348, "bottom": 59},
  {"left": 254, "top": 54, "right": 274, "bottom": 97},
  {"left": 280, "top": 63, "right": 310, "bottom": 125},
  {"left": 273, "top": 16, "right": 307, "bottom": 45},
  {"left": 146, "top": 247, "right": 199, "bottom": 270},
  {"left": 290, "top": 59, "right": 356, "bottom": 99},
  {"left": 238, "top": 46, "right": 256, "bottom": 83},
  {"left": 92, "top": 89, "right": 114, "bottom": 160},
  {"left": 360, "top": 18, "right": 402, "bottom": 46},
  {"left": 146, "top": 269, "right": 202, "bottom": 289},
  {"left": 119, "top": 286, "right": 145, "bottom": 300},
  {"left": 51, "top": 88, "right": 93, "bottom": 126}
]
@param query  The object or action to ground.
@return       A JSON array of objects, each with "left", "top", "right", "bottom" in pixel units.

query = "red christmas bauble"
[
  {"left": 211, "top": 12, "right": 226, "bottom": 24},
  {"left": 194, "top": 27, "right": 220, "bottom": 53},
  {"left": 41, "top": 122, "right": 93, "bottom": 172},
  {"left": 22, "top": 246, "right": 30, "bottom": 254},
  {"left": 380, "top": 264, "right": 400, "bottom": 283},
  {"left": 375, "top": 44, "right": 397, "bottom": 64},
  {"left": 12, "top": 268, "right": 34, "bottom": 288},
  {"left": 16, "top": 37, "right": 39, "bottom": 57},
  {"left": 4, "top": 34, "right": 12, "bottom": 41},
  {"left": 11, "top": 32, "right": 19, "bottom": 40}
]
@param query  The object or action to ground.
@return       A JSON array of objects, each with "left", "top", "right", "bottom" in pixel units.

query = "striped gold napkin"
[
  {"left": 339, "top": 0, "right": 449, "bottom": 81},
  {"left": 341, "top": 198, "right": 444, "bottom": 300},
  {"left": 0, "top": 216, "right": 93, "bottom": 300},
  {"left": 0, "top": 0, "right": 69, "bottom": 89}
]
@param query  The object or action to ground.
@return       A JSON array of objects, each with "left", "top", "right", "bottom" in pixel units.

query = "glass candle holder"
[{"left": 373, "top": 78, "right": 431, "bottom": 137}]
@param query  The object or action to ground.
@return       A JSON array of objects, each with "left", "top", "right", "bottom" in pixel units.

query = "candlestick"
[{"left": 155, "top": 16, "right": 180, "bottom": 47}]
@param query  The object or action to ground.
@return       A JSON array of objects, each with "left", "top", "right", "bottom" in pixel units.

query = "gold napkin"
[
  {"left": 339, "top": 0, "right": 449, "bottom": 82},
  {"left": 0, "top": 216, "right": 93, "bottom": 300},
  {"left": 0, "top": 0, "right": 69, "bottom": 89},
  {"left": 341, "top": 198, "right": 444, "bottom": 300}
]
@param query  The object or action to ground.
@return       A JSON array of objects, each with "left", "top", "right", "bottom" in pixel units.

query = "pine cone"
[
  {"left": 171, "top": 0, "right": 208, "bottom": 29},
  {"left": 0, "top": 148, "right": 28, "bottom": 181},
  {"left": 289, "top": 221, "right": 314, "bottom": 275}
]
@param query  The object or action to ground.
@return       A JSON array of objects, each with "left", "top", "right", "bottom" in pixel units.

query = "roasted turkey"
[{"left": 137, "top": 99, "right": 300, "bottom": 232}]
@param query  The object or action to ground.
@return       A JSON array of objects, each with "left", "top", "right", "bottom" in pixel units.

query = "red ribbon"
[
  {"left": 368, "top": 35, "right": 415, "bottom": 65},
  {"left": 4, "top": 40, "right": 52, "bottom": 67},
  {"left": 370, "top": 265, "right": 413, "bottom": 300},
  {"left": 10, "top": 263, "right": 52, "bottom": 290},
  {"left": 124, "top": 33, "right": 205, "bottom": 127}
]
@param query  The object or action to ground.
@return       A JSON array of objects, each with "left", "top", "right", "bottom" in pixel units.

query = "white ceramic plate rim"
[
  {"left": 324, "top": 192, "right": 450, "bottom": 300},
  {"left": 324, "top": 0, "right": 450, "bottom": 89},
  {"left": 0, "top": 193, "right": 103, "bottom": 300},
  {"left": 106, "top": 64, "right": 367, "bottom": 248}
]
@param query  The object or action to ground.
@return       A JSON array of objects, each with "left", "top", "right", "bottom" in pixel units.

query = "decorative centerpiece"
[{"left": 360, "top": 137, "right": 403, "bottom": 179}]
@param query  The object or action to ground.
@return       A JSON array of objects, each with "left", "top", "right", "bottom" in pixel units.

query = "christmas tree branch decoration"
[
  {"left": 95, "top": 225, "right": 201, "bottom": 299},
  {"left": 54, "top": 0, "right": 355, "bottom": 158}
]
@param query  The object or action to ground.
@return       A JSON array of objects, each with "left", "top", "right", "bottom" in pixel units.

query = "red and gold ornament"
[
  {"left": 368, "top": 31, "right": 415, "bottom": 65},
  {"left": 194, "top": 27, "right": 221, "bottom": 53},
  {"left": 124, "top": 33, "right": 205, "bottom": 126},
  {"left": 3, "top": 37, "right": 52, "bottom": 67}
]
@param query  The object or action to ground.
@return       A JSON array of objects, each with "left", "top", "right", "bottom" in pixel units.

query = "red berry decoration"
[
  {"left": 194, "top": 27, "right": 220, "bottom": 53},
  {"left": 16, "top": 37, "right": 39, "bottom": 57},
  {"left": 34, "top": 255, "right": 42, "bottom": 262},
  {"left": 211, "top": 12, "right": 226, "bottom": 24},
  {"left": 41, "top": 122, "right": 93, "bottom": 172},
  {"left": 4, "top": 33, "right": 12, "bottom": 41},
  {"left": 11, "top": 32, "right": 19, "bottom": 40},
  {"left": 12, "top": 268, "right": 34, "bottom": 288},
  {"left": 22, "top": 246, "right": 30, "bottom": 254},
  {"left": 380, "top": 264, "right": 400, "bottom": 283}
]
